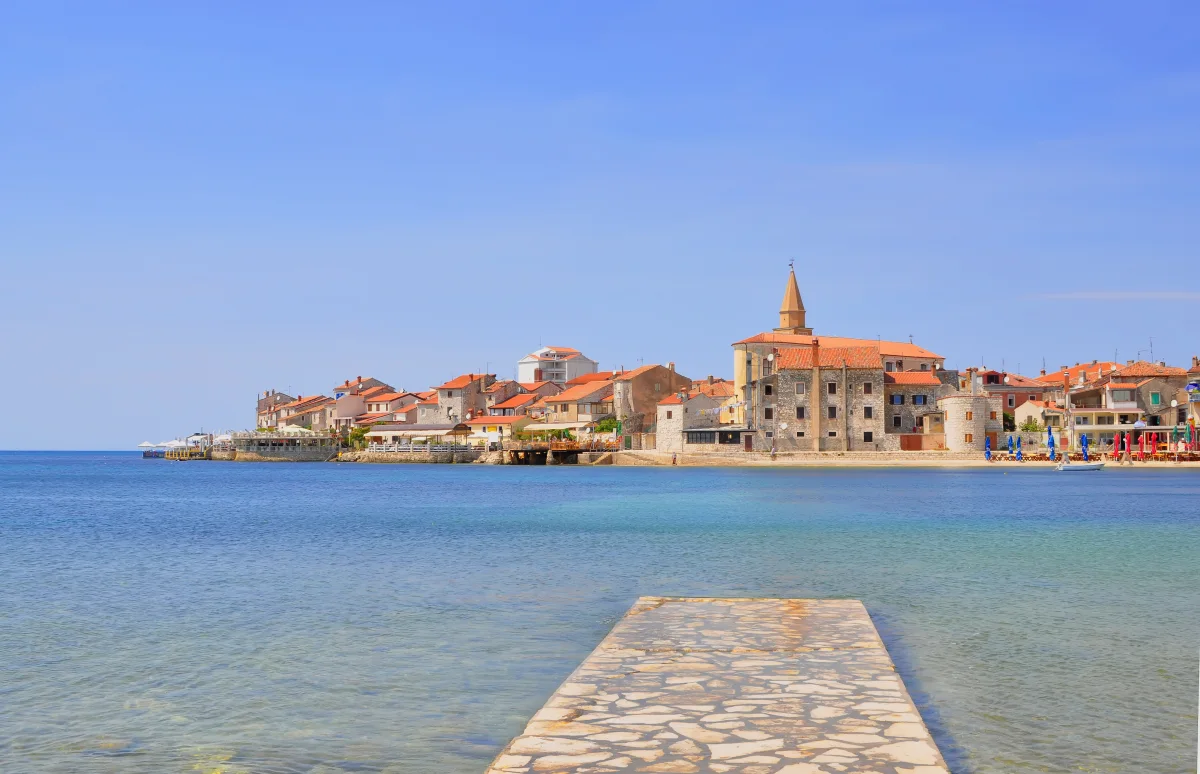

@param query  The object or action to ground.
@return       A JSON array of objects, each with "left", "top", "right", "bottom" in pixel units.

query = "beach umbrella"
[
  {"left": 136, "top": 441, "right": 155, "bottom": 448},
  {"left": 1081, "top": 434, "right": 1089, "bottom": 462},
  {"left": 1137, "top": 432, "right": 1144, "bottom": 461},
  {"left": 1047, "top": 426, "right": 1055, "bottom": 461},
  {"left": 1008, "top": 435, "right": 1014, "bottom": 455},
  {"left": 1016, "top": 436, "right": 1023, "bottom": 461},
  {"left": 985, "top": 435, "right": 991, "bottom": 461}
]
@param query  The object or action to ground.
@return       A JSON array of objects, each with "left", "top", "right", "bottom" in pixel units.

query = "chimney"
[
  {"left": 1157, "top": 361, "right": 1166, "bottom": 368},
  {"left": 707, "top": 375, "right": 714, "bottom": 385},
  {"left": 1126, "top": 359, "right": 1134, "bottom": 365},
  {"left": 668, "top": 362, "right": 675, "bottom": 372},
  {"left": 1059, "top": 365, "right": 1068, "bottom": 372},
  {"left": 1039, "top": 368, "right": 1046, "bottom": 376}
]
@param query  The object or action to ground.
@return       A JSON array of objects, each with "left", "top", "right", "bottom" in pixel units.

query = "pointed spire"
[{"left": 775, "top": 265, "right": 811, "bottom": 334}]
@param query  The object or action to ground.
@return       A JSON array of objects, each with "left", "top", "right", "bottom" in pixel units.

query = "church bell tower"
[{"left": 774, "top": 264, "right": 812, "bottom": 335}]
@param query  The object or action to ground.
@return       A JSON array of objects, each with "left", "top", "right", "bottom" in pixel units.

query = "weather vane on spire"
[{"left": 788, "top": 258, "right": 794, "bottom": 270}]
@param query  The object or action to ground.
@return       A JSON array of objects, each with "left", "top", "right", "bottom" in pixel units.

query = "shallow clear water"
[{"left": 0, "top": 453, "right": 1196, "bottom": 774}]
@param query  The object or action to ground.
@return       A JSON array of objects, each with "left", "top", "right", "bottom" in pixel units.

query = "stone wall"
[
  {"left": 764, "top": 367, "right": 887, "bottom": 452},
  {"left": 341, "top": 450, "right": 487, "bottom": 464},
  {"left": 232, "top": 447, "right": 340, "bottom": 462},
  {"left": 939, "top": 395, "right": 998, "bottom": 452}
]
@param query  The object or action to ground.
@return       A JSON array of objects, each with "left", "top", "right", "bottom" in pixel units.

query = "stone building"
[
  {"left": 655, "top": 392, "right": 721, "bottom": 453},
  {"left": 612, "top": 364, "right": 692, "bottom": 434},
  {"left": 732, "top": 268, "right": 947, "bottom": 430},
  {"left": 433, "top": 373, "right": 496, "bottom": 423}
]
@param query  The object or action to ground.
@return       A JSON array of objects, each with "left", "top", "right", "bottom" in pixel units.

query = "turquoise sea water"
[{"left": 0, "top": 453, "right": 1196, "bottom": 774}]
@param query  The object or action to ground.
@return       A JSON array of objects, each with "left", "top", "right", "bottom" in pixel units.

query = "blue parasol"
[
  {"left": 1008, "top": 435, "right": 1014, "bottom": 455},
  {"left": 1047, "top": 426, "right": 1056, "bottom": 461},
  {"left": 1082, "top": 433, "right": 1089, "bottom": 462},
  {"left": 985, "top": 435, "right": 991, "bottom": 461},
  {"left": 1016, "top": 436, "right": 1023, "bottom": 461}
]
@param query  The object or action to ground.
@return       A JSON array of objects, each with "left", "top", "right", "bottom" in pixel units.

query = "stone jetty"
[{"left": 486, "top": 597, "right": 948, "bottom": 774}]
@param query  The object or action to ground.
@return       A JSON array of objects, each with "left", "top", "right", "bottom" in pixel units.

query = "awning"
[
  {"left": 523, "top": 421, "right": 590, "bottom": 432},
  {"left": 136, "top": 441, "right": 155, "bottom": 448}
]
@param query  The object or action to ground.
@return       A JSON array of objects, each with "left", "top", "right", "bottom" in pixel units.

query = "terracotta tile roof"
[
  {"left": 566, "top": 371, "right": 615, "bottom": 385},
  {"left": 436, "top": 373, "right": 490, "bottom": 390},
  {"left": 395, "top": 403, "right": 419, "bottom": 414},
  {"left": 415, "top": 390, "right": 436, "bottom": 400},
  {"left": 465, "top": 415, "right": 529, "bottom": 425},
  {"left": 777, "top": 346, "right": 883, "bottom": 370},
  {"left": 367, "top": 391, "right": 408, "bottom": 403},
  {"left": 1025, "top": 400, "right": 1065, "bottom": 412},
  {"left": 976, "top": 372, "right": 1045, "bottom": 389},
  {"left": 280, "top": 395, "right": 332, "bottom": 410},
  {"left": 519, "top": 381, "right": 561, "bottom": 393},
  {"left": 1107, "top": 382, "right": 1140, "bottom": 390},
  {"left": 658, "top": 393, "right": 687, "bottom": 405},
  {"left": 486, "top": 380, "right": 518, "bottom": 393},
  {"left": 613, "top": 364, "right": 662, "bottom": 381},
  {"left": 417, "top": 396, "right": 439, "bottom": 405},
  {"left": 734, "top": 332, "right": 942, "bottom": 359},
  {"left": 884, "top": 371, "right": 943, "bottom": 386},
  {"left": 336, "top": 377, "right": 374, "bottom": 389},
  {"left": 492, "top": 393, "right": 538, "bottom": 409},
  {"left": 1035, "top": 362, "right": 1120, "bottom": 385},
  {"left": 690, "top": 381, "right": 735, "bottom": 399},
  {"left": 1111, "top": 360, "right": 1187, "bottom": 378},
  {"left": 353, "top": 412, "right": 392, "bottom": 425},
  {"left": 546, "top": 380, "right": 614, "bottom": 403}
]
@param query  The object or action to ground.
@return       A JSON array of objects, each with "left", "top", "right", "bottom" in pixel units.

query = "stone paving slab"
[{"left": 485, "top": 597, "right": 949, "bottom": 774}]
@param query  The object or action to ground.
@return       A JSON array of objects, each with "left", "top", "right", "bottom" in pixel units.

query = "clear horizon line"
[{"left": 1032, "top": 291, "right": 1200, "bottom": 301}]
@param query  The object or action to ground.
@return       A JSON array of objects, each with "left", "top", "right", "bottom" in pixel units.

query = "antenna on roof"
[
  {"left": 908, "top": 334, "right": 913, "bottom": 344},
  {"left": 1149, "top": 337, "right": 1154, "bottom": 361}
]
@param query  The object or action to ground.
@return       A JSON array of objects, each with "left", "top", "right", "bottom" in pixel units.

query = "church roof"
[
  {"left": 780, "top": 268, "right": 805, "bottom": 314},
  {"left": 778, "top": 346, "right": 883, "bottom": 370}
]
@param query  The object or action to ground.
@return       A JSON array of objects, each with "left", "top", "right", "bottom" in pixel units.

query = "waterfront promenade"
[{"left": 487, "top": 597, "right": 948, "bottom": 774}]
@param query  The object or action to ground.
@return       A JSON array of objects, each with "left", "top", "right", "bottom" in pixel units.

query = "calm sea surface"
[{"left": 0, "top": 453, "right": 1196, "bottom": 774}]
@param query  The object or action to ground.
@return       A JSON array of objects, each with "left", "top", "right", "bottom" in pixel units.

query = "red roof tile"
[
  {"left": 1035, "top": 362, "right": 1120, "bottom": 385},
  {"left": 734, "top": 333, "right": 942, "bottom": 359},
  {"left": 658, "top": 394, "right": 687, "bottom": 405},
  {"left": 778, "top": 346, "right": 883, "bottom": 370},
  {"left": 436, "top": 373, "right": 490, "bottom": 390},
  {"left": 545, "top": 381, "right": 614, "bottom": 403},
  {"left": 492, "top": 393, "right": 538, "bottom": 409},
  {"left": 566, "top": 371, "right": 615, "bottom": 385},
  {"left": 613, "top": 364, "right": 663, "bottom": 381},
  {"left": 1111, "top": 361, "right": 1187, "bottom": 378},
  {"left": 884, "top": 371, "right": 943, "bottom": 386}
]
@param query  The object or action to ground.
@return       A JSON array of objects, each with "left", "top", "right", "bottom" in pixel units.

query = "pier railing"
[{"left": 366, "top": 443, "right": 474, "bottom": 452}]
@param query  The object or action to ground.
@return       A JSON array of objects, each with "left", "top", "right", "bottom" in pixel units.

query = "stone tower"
[{"left": 775, "top": 266, "right": 812, "bottom": 335}]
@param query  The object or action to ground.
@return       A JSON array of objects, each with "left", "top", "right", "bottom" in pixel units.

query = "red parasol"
[{"left": 1137, "top": 432, "right": 1145, "bottom": 461}]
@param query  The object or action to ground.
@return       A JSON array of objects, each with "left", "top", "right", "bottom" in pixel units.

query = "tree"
[
  {"left": 1002, "top": 412, "right": 1016, "bottom": 432},
  {"left": 592, "top": 417, "right": 619, "bottom": 433},
  {"left": 348, "top": 426, "right": 370, "bottom": 449},
  {"left": 1019, "top": 416, "right": 1041, "bottom": 432}
]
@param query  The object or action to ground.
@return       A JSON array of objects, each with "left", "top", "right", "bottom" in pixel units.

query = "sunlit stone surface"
[{"left": 486, "top": 597, "right": 949, "bottom": 774}]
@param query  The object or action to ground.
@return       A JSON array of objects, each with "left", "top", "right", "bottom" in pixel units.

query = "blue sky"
[{"left": 2, "top": 2, "right": 1198, "bottom": 449}]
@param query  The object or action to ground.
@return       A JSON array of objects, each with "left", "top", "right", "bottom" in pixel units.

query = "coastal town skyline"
[{"left": 4, "top": 3, "right": 1199, "bottom": 450}]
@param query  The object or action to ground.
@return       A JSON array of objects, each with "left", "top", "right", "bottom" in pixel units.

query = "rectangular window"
[
  {"left": 885, "top": 361, "right": 894, "bottom": 372},
  {"left": 913, "top": 395, "right": 927, "bottom": 406},
  {"left": 828, "top": 406, "right": 837, "bottom": 419},
  {"left": 1075, "top": 416, "right": 1091, "bottom": 425},
  {"left": 863, "top": 382, "right": 873, "bottom": 395},
  {"left": 828, "top": 430, "right": 837, "bottom": 437},
  {"left": 765, "top": 431, "right": 774, "bottom": 438},
  {"left": 1112, "top": 389, "right": 1133, "bottom": 402},
  {"left": 990, "top": 411, "right": 997, "bottom": 420},
  {"left": 863, "top": 431, "right": 873, "bottom": 442},
  {"left": 896, "top": 361, "right": 904, "bottom": 370},
  {"left": 764, "top": 385, "right": 773, "bottom": 396},
  {"left": 891, "top": 394, "right": 904, "bottom": 405},
  {"left": 920, "top": 363, "right": 929, "bottom": 371},
  {"left": 764, "top": 407, "right": 774, "bottom": 420},
  {"left": 1150, "top": 392, "right": 1161, "bottom": 405},
  {"left": 965, "top": 411, "right": 973, "bottom": 420},
  {"left": 1007, "top": 395, "right": 1015, "bottom": 408},
  {"left": 1028, "top": 394, "right": 1036, "bottom": 400},
  {"left": 892, "top": 415, "right": 902, "bottom": 428},
  {"left": 864, "top": 406, "right": 873, "bottom": 419},
  {"left": 828, "top": 382, "right": 837, "bottom": 395},
  {"left": 666, "top": 410, "right": 672, "bottom": 419},
  {"left": 796, "top": 431, "right": 805, "bottom": 437},
  {"left": 965, "top": 433, "right": 973, "bottom": 443},
  {"left": 795, "top": 382, "right": 805, "bottom": 395},
  {"left": 796, "top": 406, "right": 806, "bottom": 420}
]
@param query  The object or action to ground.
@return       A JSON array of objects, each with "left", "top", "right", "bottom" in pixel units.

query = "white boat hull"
[{"left": 1056, "top": 461, "right": 1105, "bottom": 471}]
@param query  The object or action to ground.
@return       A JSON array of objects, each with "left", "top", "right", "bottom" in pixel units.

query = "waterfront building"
[
  {"left": 488, "top": 393, "right": 539, "bottom": 416},
  {"left": 484, "top": 380, "right": 523, "bottom": 407},
  {"left": 973, "top": 369, "right": 1053, "bottom": 414},
  {"left": 1013, "top": 399, "right": 1065, "bottom": 431},
  {"left": 1065, "top": 359, "right": 1191, "bottom": 448},
  {"left": 516, "top": 346, "right": 599, "bottom": 384},
  {"left": 612, "top": 363, "right": 692, "bottom": 439},
  {"left": 654, "top": 391, "right": 721, "bottom": 453},
  {"left": 256, "top": 389, "right": 294, "bottom": 429},
  {"left": 532, "top": 379, "right": 615, "bottom": 435},
  {"left": 732, "top": 268, "right": 954, "bottom": 452},
  {"left": 329, "top": 379, "right": 396, "bottom": 432},
  {"left": 732, "top": 268, "right": 948, "bottom": 433},
  {"left": 277, "top": 395, "right": 335, "bottom": 431},
  {"left": 465, "top": 415, "right": 531, "bottom": 445},
  {"left": 433, "top": 373, "right": 496, "bottom": 423}
]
